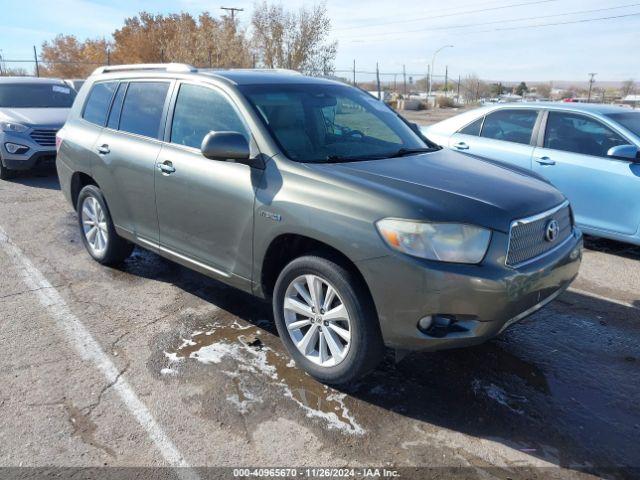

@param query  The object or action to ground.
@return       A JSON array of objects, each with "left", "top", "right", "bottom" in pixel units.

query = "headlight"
[
  {"left": 376, "top": 218, "right": 491, "bottom": 264},
  {"left": 0, "top": 121, "right": 29, "bottom": 133}
]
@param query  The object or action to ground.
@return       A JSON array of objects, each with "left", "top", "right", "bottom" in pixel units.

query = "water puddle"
[{"left": 164, "top": 321, "right": 364, "bottom": 435}]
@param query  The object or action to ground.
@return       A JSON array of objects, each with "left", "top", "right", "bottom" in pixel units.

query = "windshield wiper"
[
  {"left": 387, "top": 147, "right": 435, "bottom": 157},
  {"left": 325, "top": 154, "right": 389, "bottom": 163},
  {"left": 324, "top": 147, "right": 434, "bottom": 163}
]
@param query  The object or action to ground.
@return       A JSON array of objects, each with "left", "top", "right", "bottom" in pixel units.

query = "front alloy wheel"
[
  {"left": 284, "top": 274, "right": 352, "bottom": 367},
  {"left": 273, "top": 255, "right": 384, "bottom": 385}
]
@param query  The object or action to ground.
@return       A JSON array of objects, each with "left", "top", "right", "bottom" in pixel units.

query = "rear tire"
[
  {"left": 77, "top": 185, "right": 133, "bottom": 265},
  {"left": 273, "top": 254, "right": 384, "bottom": 386},
  {"left": 0, "top": 162, "right": 16, "bottom": 180}
]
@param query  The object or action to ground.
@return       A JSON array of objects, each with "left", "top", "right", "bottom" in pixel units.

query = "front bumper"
[
  {"left": 356, "top": 228, "right": 583, "bottom": 351},
  {"left": 1, "top": 130, "right": 58, "bottom": 171}
]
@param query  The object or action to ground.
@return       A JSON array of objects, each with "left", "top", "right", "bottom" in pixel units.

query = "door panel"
[
  {"left": 532, "top": 111, "right": 640, "bottom": 235},
  {"left": 449, "top": 133, "right": 535, "bottom": 170},
  {"left": 155, "top": 144, "right": 256, "bottom": 280},
  {"left": 155, "top": 82, "right": 257, "bottom": 281},
  {"left": 93, "top": 129, "right": 162, "bottom": 242},
  {"left": 448, "top": 109, "right": 539, "bottom": 170},
  {"left": 532, "top": 147, "right": 640, "bottom": 235}
]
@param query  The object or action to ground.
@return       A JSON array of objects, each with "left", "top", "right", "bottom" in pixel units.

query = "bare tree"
[
  {"left": 251, "top": 2, "right": 337, "bottom": 75},
  {"left": 460, "top": 74, "right": 490, "bottom": 103},
  {"left": 621, "top": 79, "right": 636, "bottom": 97},
  {"left": 535, "top": 82, "right": 552, "bottom": 99}
]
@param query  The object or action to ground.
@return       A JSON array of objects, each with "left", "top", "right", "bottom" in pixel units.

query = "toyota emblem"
[{"left": 545, "top": 219, "right": 560, "bottom": 242}]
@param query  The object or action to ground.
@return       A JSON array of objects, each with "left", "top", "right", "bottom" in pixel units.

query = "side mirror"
[
  {"left": 607, "top": 144, "right": 639, "bottom": 161},
  {"left": 201, "top": 131, "right": 250, "bottom": 161}
]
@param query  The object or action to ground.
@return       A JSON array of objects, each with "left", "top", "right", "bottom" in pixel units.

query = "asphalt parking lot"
[{"left": 0, "top": 166, "right": 639, "bottom": 480}]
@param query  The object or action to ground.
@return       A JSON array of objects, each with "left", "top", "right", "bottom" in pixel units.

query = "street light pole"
[{"left": 428, "top": 44, "right": 453, "bottom": 100}]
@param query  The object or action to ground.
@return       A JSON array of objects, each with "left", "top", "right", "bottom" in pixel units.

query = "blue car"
[{"left": 425, "top": 103, "right": 640, "bottom": 246}]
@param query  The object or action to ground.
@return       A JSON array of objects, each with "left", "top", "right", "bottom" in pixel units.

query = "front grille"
[
  {"left": 506, "top": 202, "right": 573, "bottom": 267},
  {"left": 30, "top": 129, "right": 58, "bottom": 147}
]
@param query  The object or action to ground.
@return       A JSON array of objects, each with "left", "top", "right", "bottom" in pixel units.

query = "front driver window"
[
  {"left": 171, "top": 84, "right": 248, "bottom": 149},
  {"left": 480, "top": 109, "right": 538, "bottom": 145},
  {"left": 544, "top": 112, "right": 627, "bottom": 158}
]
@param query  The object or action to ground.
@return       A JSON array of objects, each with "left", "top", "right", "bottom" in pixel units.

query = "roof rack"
[{"left": 91, "top": 63, "right": 197, "bottom": 76}]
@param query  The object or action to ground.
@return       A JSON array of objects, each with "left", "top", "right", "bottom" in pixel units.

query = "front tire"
[
  {"left": 273, "top": 255, "right": 384, "bottom": 385},
  {"left": 77, "top": 185, "right": 133, "bottom": 265},
  {"left": 0, "top": 161, "right": 16, "bottom": 180}
]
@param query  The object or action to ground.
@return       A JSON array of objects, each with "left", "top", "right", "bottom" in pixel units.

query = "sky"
[{"left": 0, "top": 0, "right": 638, "bottom": 83}]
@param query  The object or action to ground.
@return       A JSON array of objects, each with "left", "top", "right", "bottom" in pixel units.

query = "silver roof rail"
[{"left": 91, "top": 63, "right": 197, "bottom": 76}]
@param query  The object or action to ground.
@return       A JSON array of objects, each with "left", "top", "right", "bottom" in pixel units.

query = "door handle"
[
  {"left": 96, "top": 144, "right": 110, "bottom": 155},
  {"left": 156, "top": 161, "right": 176, "bottom": 175},
  {"left": 454, "top": 142, "right": 469, "bottom": 150},
  {"left": 535, "top": 156, "right": 556, "bottom": 166}
]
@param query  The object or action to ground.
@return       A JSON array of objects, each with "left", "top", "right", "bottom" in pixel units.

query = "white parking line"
[
  {"left": 0, "top": 225, "right": 199, "bottom": 480},
  {"left": 568, "top": 287, "right": 639, "bottom": 311}
]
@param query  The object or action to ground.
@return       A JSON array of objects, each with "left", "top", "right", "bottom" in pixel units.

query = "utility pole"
[
  {"left": 457, "top": 74, "right": 461, "bottom": 103},
  {"left": 587, "top": 72, "right": 597, "bottom": 102},
  {"left": 221, "top": 7, "right": 243, "bottom": 20},
  {"left": 402, "top": 64, "right": 407, "bottom": 96},
  {"left": 352, "top": 59, "right": 356, "bottom": 86},
  {"left": 376, "top": 62, "right": 381, "bottom": 100},
  {"left": 426, "top": 64, "right": 430, "bottom": 95},
  {"left": 33, "top": 45, "right": 39, "bottom": 77},
  {"left": 106, "top": 47, "right": 111, "bottom": 66},
  {"left": 444, "top": 65, "right": 448, "bottom": 96}
]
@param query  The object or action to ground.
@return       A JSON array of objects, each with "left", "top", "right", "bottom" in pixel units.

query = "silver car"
[
  {"left": 0, "top": 77, "right": 75, "bottom": 179},
  {"left": 56, "top": 64, "right": 582, "bottom": 384},
  {"left": 425, "top": 103, "right": 640, "bottom": 246}
]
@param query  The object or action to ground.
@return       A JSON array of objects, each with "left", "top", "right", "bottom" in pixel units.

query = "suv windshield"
[
  {"left": 607, "top": 112, "right": 640, "bottom": 137},
  {"left": 239, "top": 83, "right": 429, "bottom": 162},
  {"left": 0, "top": 83, "right": 76, "bottom": 108}
]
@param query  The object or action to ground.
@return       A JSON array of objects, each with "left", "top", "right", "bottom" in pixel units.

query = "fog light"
[
  {"left": 418, "top": 315, "right": 433, "bottom": 331},
  {"left": 4, "top": 142, "right": 29, "bottom": 154}
]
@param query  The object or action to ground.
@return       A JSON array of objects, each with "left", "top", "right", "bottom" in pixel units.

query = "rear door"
[
  {"left": 449, "top": 108, "right": 540, "bottom": 170},
  {"left": 154, "top": 81, "right": 258, "bottom": 284},
  {"left": 532, "top": 110, "right": 640, "bottom": 235},
  {"left": 93, "top": 80, "right": 172, "bottom": 245}
]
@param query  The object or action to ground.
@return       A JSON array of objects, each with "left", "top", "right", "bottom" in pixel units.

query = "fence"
[{"left": 0, "top": 54, "right": 465, "bottom": 97}]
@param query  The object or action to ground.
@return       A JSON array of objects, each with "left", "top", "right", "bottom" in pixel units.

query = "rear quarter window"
[{"left": 82, "top": 82, "right": 117, "bottom": 126}]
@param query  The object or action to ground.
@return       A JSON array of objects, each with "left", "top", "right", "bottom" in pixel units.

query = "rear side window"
[
  {"left": 83, "top": 82, "right": 117, "bottom": 126},
  {"left": 481, "top": 109, "right": 538, "bottom": 145},
  {"left": 458, "top": 117, "right": 483, "bottom": 136},
  {"left": 170, "top": 84, "right": 248, "bottom": 149},
  {"left": 544, "top": 112, "right": 627, "bottom": 157},
  {"left": 119, "top": 82, "right": 170, "bottom": 139}
]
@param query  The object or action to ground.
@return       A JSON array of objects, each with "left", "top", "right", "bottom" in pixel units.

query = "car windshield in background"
[
  {"left": 607, "top": 112, "right": 640, "bottom": 138},
  {"left": 0, "top": 83, "right": 76, "bottom": 108},
  {"left": 239, "top": 83, "right": 428, "bottom": 162}
]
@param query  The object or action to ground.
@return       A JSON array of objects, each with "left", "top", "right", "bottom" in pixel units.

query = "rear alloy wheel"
[
  {"left": 273, "top": 255, "right": 384, "bottom": 385},
  {"left": 77, "top": 185, "right": 133, "bottom": 265}
]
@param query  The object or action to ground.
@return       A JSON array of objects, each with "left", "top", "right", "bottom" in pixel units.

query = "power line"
[
  {"left": 340, "top": 2, "right": 640, "bottom": 39},
  {"left": 334, "top": 0, "right": 560, "bottom": 32},
  {"left": 481, "top": 11, "right": 640, "bottom": 32}
]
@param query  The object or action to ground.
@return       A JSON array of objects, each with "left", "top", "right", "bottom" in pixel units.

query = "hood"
[
  {"left": 0, "top": 108, "right": 69, "bottom": 128},
  {"left": 310, "top": 148, "right": 566, "bottom": 233}
]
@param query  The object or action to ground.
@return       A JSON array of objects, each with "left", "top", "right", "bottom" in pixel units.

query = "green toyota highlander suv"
[{"left": 56, "top": 64, "right": 583, "bottom": 384}]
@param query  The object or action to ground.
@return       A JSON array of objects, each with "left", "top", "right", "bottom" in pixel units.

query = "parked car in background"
[
  {"left": 425, "top": 103, "right": 640, "bottom": 246},
  {"left": 0, "top": 77, "right": 76, "bottom": 179},
  {"left": 57, "top": 64, "right": 582, "bottom": 384},
  {"left": 64, "top": 79, "right": 86, "bottom": 92}
]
